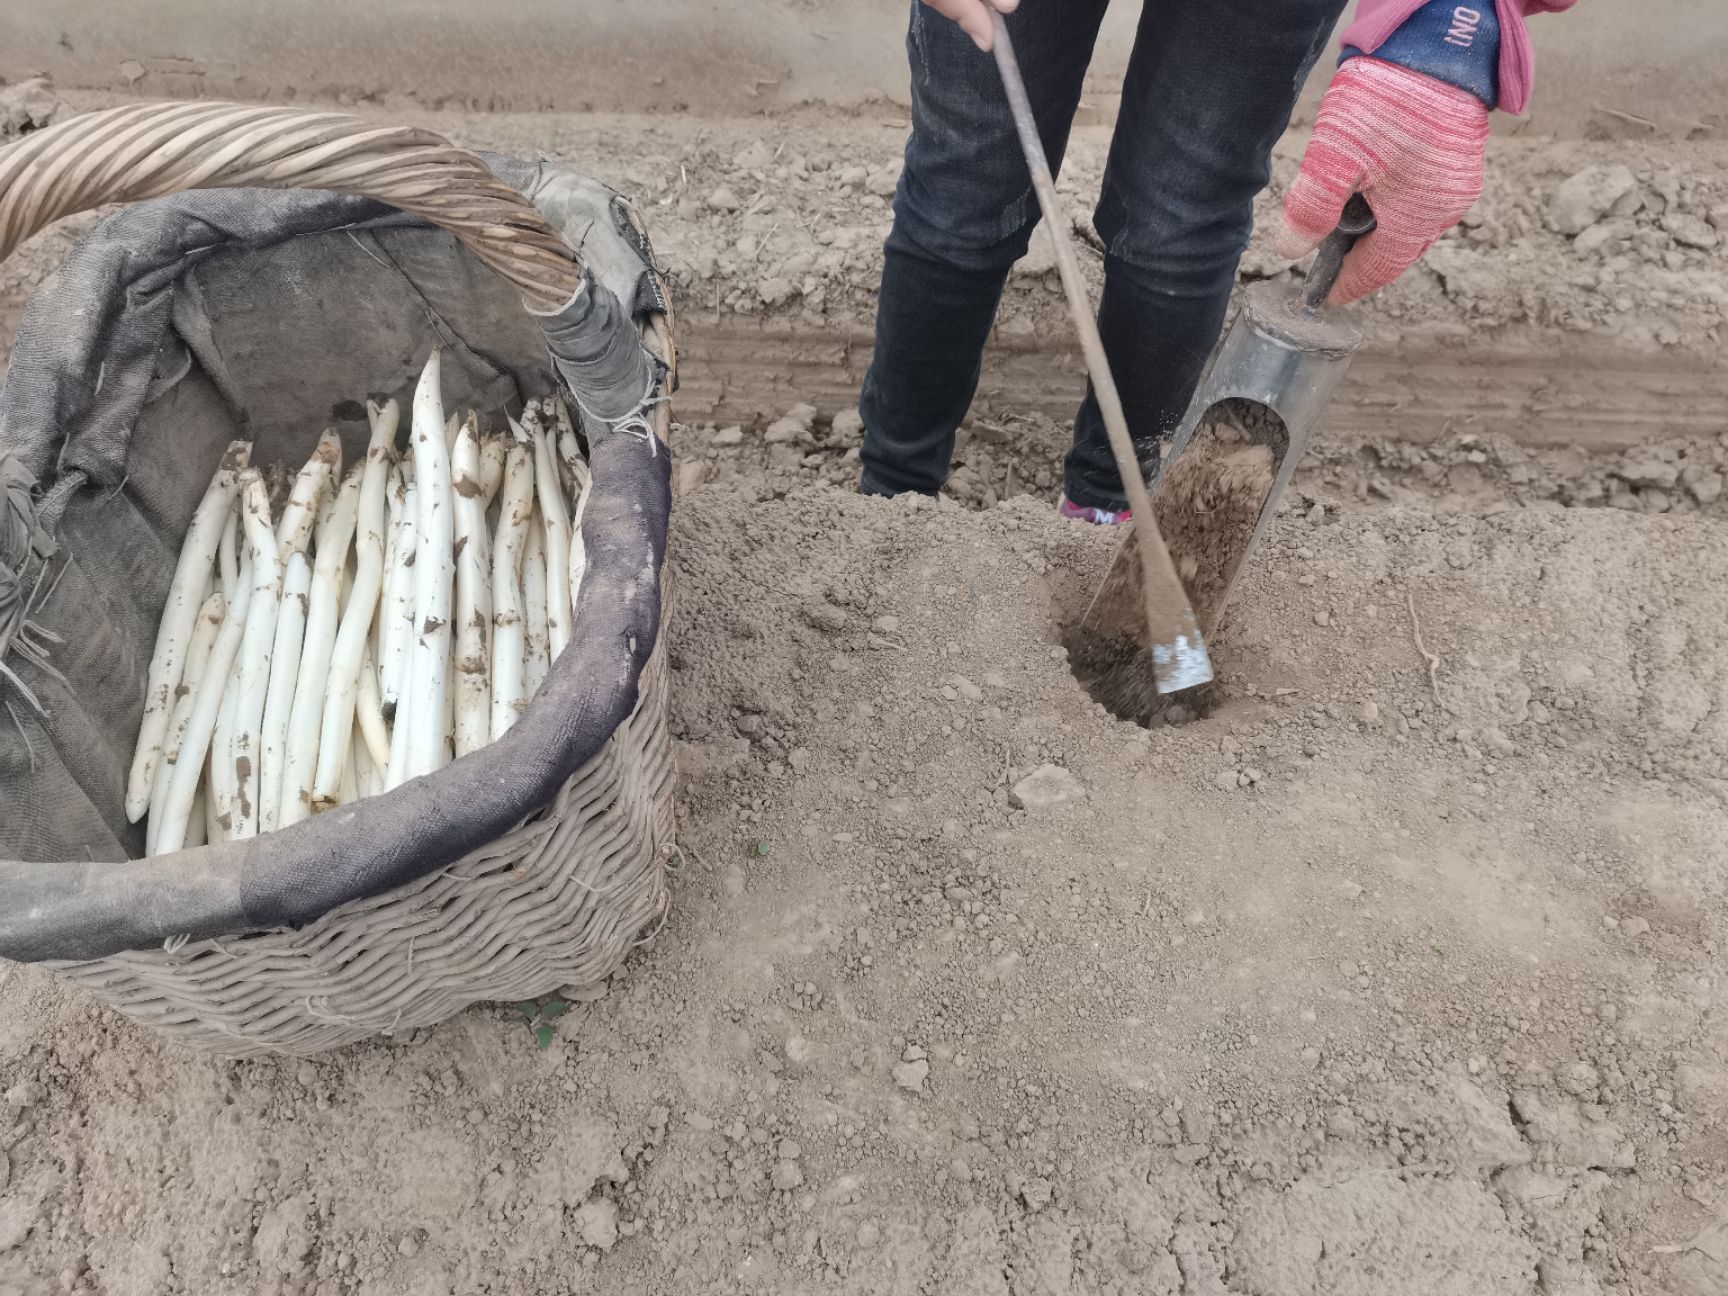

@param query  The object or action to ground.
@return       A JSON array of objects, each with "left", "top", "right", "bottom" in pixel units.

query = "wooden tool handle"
[{"left": 991, "top": 13, "right": 1212, "bottom": 693}]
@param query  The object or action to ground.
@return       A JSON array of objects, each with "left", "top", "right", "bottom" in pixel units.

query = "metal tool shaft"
[
  {"left": 1300, "top": 194, "right": 1377, "bottom": 313},
  {"left": 990, "top": 12, "right": 1212, "bottom": 693}
]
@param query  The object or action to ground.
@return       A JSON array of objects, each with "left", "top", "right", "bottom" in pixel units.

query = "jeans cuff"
[
  {"left": 859, "top": 468, "right": 938, "bottom": 500},
  {"left": 858, "top": 470, "right": 896, "bottom": 499}
]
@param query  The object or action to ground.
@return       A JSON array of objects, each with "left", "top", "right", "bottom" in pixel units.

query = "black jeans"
[{"left": 859, "top": 0, "right": 1346, "bottom": 510}]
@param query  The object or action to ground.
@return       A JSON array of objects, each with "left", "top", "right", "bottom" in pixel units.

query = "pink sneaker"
[{"left": 1059, "top": 495, "right": 1132, "bottom": 526}]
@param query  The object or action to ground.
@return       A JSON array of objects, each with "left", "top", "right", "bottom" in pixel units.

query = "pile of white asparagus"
[{"left": 124, "top": 350, "right": 594, "bottom": 855}]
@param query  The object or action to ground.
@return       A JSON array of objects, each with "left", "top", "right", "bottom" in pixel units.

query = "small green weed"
[{"left": 514, "top": 996, "right": 573, "bottom": 1049}]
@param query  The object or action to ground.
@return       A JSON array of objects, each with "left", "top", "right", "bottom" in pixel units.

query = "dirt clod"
[
  {"left": 893, "top": 1059, "right": 931, "bottom": 1093},
  {"left": 1008, "top": 764, "right": 1086, "bottom": 811}
]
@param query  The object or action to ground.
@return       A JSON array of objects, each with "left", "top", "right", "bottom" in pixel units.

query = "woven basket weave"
[
  {"left": 55, "top": 638, "right": 675, "bottom": 1057},
  {"left": 0, "top": 103, "right": 679, "bottom": 1056}
]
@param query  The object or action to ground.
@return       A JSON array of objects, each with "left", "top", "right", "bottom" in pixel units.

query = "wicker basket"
[
  {"left": 0, "top": 103, "right": 679, "bottom": 1056},
  {"left": 56, "top": 639, "right": 675, "bottom": 1057}
]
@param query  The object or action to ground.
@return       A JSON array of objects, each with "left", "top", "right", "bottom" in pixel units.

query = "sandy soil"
[
  {"left": 2, "top": 91, "right": 1727, "bottom": 1296},
  {"left": 4, "top": 4, "right": 1723, "bottom": 139},
  {"left": 5, "top": 96, "right": 1728, "bottom": 357},
  {"left": 6, "top": 477, "right": 1728, "bottom": 1296},
  {"left": 5, "top": 94, "right": 1726, "bottom": 446}
]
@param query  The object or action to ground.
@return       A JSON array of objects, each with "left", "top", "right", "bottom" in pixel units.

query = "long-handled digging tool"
[
  {"left": 1069, "top": 185, "right": 1377, "bottom": 722},
  {"left": 1150, "top": 193, "right": 1378, "bottom": 632},
  {"left": 991, "top": 12, "right": 1213, "bottom": 697}
]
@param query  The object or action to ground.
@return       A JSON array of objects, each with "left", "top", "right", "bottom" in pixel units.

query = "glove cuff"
[{"left": 1341, "top": 0, "right": 1501, "bottom": 109}]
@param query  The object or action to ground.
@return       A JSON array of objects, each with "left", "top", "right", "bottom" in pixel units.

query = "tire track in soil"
[{"left": 673, "top": 321, "right": 1728, "bottom": 452}]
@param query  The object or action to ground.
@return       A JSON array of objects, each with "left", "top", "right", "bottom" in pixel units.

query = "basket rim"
[{"left": 0, "top": 100, "right": 587, "bottom": 313}]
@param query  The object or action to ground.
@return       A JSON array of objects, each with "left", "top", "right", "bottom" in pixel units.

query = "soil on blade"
[{"left": 1066, "top": 413, "right": 1277, "bottom": 726}]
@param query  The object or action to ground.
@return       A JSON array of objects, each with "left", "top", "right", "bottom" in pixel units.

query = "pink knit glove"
[{"left": 1276, "top": 57, "right": 1490, "bottom": 305}]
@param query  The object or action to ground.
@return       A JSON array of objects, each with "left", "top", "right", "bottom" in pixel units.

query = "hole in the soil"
[
  {"left": 1057, "top": 398, "right": 1289, "bottom": 728},
  {"left": 1062, "top": 615, "right": 1222, "bottom": 728}
]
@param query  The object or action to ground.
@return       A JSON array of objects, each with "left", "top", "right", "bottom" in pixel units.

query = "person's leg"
[
  {"left": 1062, "top": 0, "right": 1348, "bottom": 512},
  {"left": 860, "top": 0, "right": 1110, "bottom": 498}
]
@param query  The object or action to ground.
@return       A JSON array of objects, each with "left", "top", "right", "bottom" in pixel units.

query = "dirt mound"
[{"left": 1, "top": 477, "right": 1724, "bottom": 1294}]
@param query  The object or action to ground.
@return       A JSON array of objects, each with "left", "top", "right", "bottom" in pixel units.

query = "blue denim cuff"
[{"left": 1341, "top": 0, "right": 1500, "bottom": 109}]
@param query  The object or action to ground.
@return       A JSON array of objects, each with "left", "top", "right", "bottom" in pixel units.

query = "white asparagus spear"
[
  {"left": 383, "top": 478, "right": 420, "bottom": 789},
  {"left": 444, "top": 637, "right": 456, "bottom": 767},
  {"left": 282, "top": 462, "right": 362, "bottom": 822},
  {"left": 524, "top": 414, "right": 573, "bottom": 660},
  {"left": 337, "top": 735, "right": 359, "bottom": 808},
  {"left": 403, "top": 349, "right": 455, "bottom": 782},
  {"left": 554, "top": 393, "right": 586, "bottom": 496},
  {"left": 155, "top": 526, "right": 258, "bottom": 855},
  {"left": 312, "top": 398, "right": 398, "bottom": 805},
  {"left": 384, "top": 652, "right": 414, "bottom": 788},
  {"left": 184, "top": 785, "right": 208, "bottom": 850},
  {"left": 256, "top": 551, "right": 311, "bottom": 835},
  {"left": 217, "top": 502, "right": 240, "bottom": 601},
  {"left": 557, "top": 427, "right": 588, "bottom": 500},
  {"left": 551, "top": 399, "right": 577, "bottom": 496},
  {"left": 145, "top": 590, "right": 225, "bottom": 856},
  {"left": 275, "top": 430, "right": 341, "bottom": 558},
  {"left": 229, "top": 477, "right": 283, "bottom": 840},
  {"left": 202, "top": 752, "right": 223, "bottom": 844},
  {"left": 555, "top": 408, "right": 595, "bottom": 611},
  {"left": 478, "top": 434, "right": 507, "bottom": 511},
  {"left": 126, "top": 440, "right": 250, "bottom": 823},
  {"left": 523, "top": 524, "right": 550, "bottom": 700},
  {"left": 338, "top": 550, "right": 354, "bottom": 617},
  {"left": 312, "top": 473, "right": 337, "bottom": 548},
  {"left": 451, "top": 417, "right": 493, "bottom": 757},
  {"left": 489, "top": 443, "right": 535, "bottom": 739},
  {"left": 356, "top": 643, "right": 391, "bottom": 772},
  {"left": 350, "top": 720, "right": 382, "bottom": 801},
  {"left": 212, "top": 688, "right": 238, "bottom": 830},
  {"left": 208, "top": 551, "right": 250, "bottom": 840},
  {"left": 568, "top": 455, "right": 594, "bottom": 526},
  {"left": 475, "top": 439, "right": 501, "bottom": 679},
  {"left": 379, "top": 474, "right": 417, "bottom": 717},
  {"left": 567, "top": 455, "right": 593, "bottom": 613}
]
